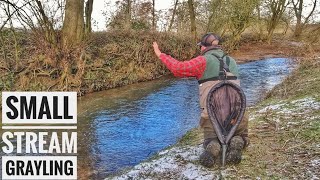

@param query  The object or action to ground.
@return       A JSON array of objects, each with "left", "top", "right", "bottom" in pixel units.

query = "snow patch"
[
  {"left": 310, "top": 159, "right": 320, "bottom": 167},
  {"left": 110, "top": 97, "right": 320, "bottom": 180},
  {"left": 110, "top": 145, "right": 220, "bottom": 180},
  {"left": 307, "top": 159, "right": 320, "bottom": 180},
  {"left": 292, "top": 97, "right": 320, "bottom": 110},
  {"left": 258, "top": 103, "right": 286, "bottom": 113},
  {"left": 180, "top": 163, "right": 218, "bottom": 179},
  {"left": 257, "top": 97, "right": 320, "bottom": 115}
]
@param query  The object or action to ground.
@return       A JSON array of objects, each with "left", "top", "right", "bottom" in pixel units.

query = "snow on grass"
[
  {"left": 252, "top": 97, "right": 320, "bottom": 130},
  {"left": 310, "top": 159, "right": 320, "bottom": 167},
  {"left": 110, "top": 97, "right": 319, "bottom": 180},
  {"left": 109, "top": 145, "right": 220, "bottom": 180},
  {"left": 257, "top": 97, "right": 320, "bottom": 115},
  {"left": 258, "top": 103, "right": 287, "bottom": 113},
  {"left": 307, "top": 159, "right": 320, "bottom": 180}
]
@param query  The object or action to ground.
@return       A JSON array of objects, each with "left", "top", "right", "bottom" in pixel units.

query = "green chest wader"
[{"left": 201, "top": 54, "right": 246, "bottom": 167}]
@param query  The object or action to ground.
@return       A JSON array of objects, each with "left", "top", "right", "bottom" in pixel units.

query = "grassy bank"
[
  {"left": 0, "top": 30, "right": 198, "bottom": 108},
  {"left": 225, "top": 57, "right": 320, "bottom": 178},
  {"left": 0, "top": 30, "right": 195, "bottom": 95},
  {"left": 1, "top": 29, "right": 311, "bottom": 97},
  {"left": 110, "top": 57, "right": 320, "bottom": 179}
]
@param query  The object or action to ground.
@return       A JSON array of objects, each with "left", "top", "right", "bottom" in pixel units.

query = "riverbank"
[
  {"left": 0, "top": 30, "right": 311, "bottom": 99},
  {"left": 231, "top": 39, "right": 307, "bottom": 63},
  {"left": 108, "top": 56, "right": 320, "bottom": 179}
]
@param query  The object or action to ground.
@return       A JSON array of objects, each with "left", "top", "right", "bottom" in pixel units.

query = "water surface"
[{"left": 76, "top": 57, "right": 295, "bottom": 178}]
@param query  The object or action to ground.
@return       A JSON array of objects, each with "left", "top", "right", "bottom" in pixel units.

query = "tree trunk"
[
  {"left": 187, "top": 0, "right": 197, "bottom": 42},
  {"left": 125, "top": 0, "right": 132, "bottom": 30},
  {"left": 292, "top": 0, "right": 303, "bottom": 38},
  {"left": 256, "top": 4, "right": 264, "bottom": 39},
  {"left": 206, "top": 0, "right": 222, "bottom": 33},
  {"left": 267, "top": 17, "right": 277, "bottom": 43},
  {"left": 294, "top": 18, "right": 303, "bottom": 38},
  {"left": 152, "top": 0, "right": 156, "bottom": 30},
  {"left": 168, "top": 0, "right": 178, "bottom": 32},
  {"left": 292, "top": 0, "right": 317, "bottom": 39},
  {"left": 85, "top": 0, "right": 94, "bottom": 35},
  {"left": 62, "top": 0, "right": 85, "bottom": 47},
  {"left": 266, "top": 0, "right": 287, "bottom": 44},
  {"left": 35, "top": 0, "right": 57, "bottom": 46}
]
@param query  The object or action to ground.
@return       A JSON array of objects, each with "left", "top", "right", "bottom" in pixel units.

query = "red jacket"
[{"left": 159, "top": 53, "right": 206, "bottom": 80}]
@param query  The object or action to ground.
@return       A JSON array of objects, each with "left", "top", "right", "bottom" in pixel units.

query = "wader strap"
[
  {"left": 213, "top": 54, "right": 230, "bottom": 79},
  {"left": 198, "top": 53, "right": 237, "bottom": 84},
  {"left": 226, "top": 56, "right": 230, "bottom": 67},
  {"left": 198, "top": 76, "right": 237, "bottom": 84}
]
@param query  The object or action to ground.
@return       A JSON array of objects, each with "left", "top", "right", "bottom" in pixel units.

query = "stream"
[
  {"left": 0, "top": 57, "right": 295, "bottom": 179},
  {"left": 76, "top": 57, "right": 295, "bottom": 178}
]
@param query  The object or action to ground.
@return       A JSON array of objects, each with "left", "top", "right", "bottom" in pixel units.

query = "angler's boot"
[
  {"left": 200, "top": 139, "right": 221, "bottom": 167},
  {"left": 226, "top": 136, "right": 244, "bottom": 164},
  {"left": 206, "top": 139, "right": 221, "bottom": 159},
  {"left": 199, "top": 151, "right": 214, "bottom": 168}
]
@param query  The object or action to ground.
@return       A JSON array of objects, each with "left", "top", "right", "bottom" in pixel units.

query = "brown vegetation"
[
  {"left": 0, "top": 30, "right": 196, "bottom": 95},
  {"left": 0, "top": 0, "right": 319, "bottom": 97}
]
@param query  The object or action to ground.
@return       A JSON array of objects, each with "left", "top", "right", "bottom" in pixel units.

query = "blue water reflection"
[{"left": 76, "top": 57, "right": 295, "bottom": 178}]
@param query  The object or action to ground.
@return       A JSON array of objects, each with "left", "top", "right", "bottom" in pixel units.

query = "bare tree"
[
  {"left": 85, "top": 0, "right": 94, "bottom": 35},
  {"left": 187, "top": 0, "right": 197, "bottom": 42},
  {"left": 152, "top": 0, "right": 156, "bottom": 30},
  {"left": 125, "top": 0, "right": 132, "bottom": 30},
  {"left": 266, "top": 0, "right": 288, "bottom": 43},
  {"left": 0, "top": 0, "right": 65, "bottom": 46},
  {"left": 227, "top": 0, "right": 259, "bottom": 49},
  {"left": 256, "top": 3, "right": 264, "bottom": 39},
  {"left": 205, "top": 0, "right": 223, "bottom": 32},
  {"left": 35, "top": 0, "right": 57, "bottom": 45},
  {"left": 168, "top": 0, "right": 179, "bottom": 32},
  {"left": 62, "top": 0, "right": 85, "bottom": 47},
  {"left": 291, "top": 0, "right": 317, "bottom": 38},
  {"left": 0, "top": 0, "right": 33, "bottom": 31}
]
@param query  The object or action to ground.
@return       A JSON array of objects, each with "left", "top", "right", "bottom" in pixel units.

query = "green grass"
[
  {"left": 300, "top": 120, "right": 320, "bottom": 140},
  {"left": 266, "top": 58, "right": 320, "bottom": 100},
  {"left": 177, "top": 128, "right": 202, "bottom": 146}
]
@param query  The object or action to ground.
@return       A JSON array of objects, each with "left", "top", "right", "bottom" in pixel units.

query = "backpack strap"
[
  {"left": 212, "top": 53, "right": 230, "bottom": 79},
  {"left": 226, "top": 56, "right": 230, "bottom": 67},
  {"left": 198, "top": 75, "right": 237, "bottom": 84},
  {"left": 198, "top": 53, "right": 237, "bottom": 84}
]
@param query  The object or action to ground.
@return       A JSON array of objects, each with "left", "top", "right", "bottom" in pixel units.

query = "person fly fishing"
[{"left": 152, "top": 33, "right": 249, "bottom": 167}]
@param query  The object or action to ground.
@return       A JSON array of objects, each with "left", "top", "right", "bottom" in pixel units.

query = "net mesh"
[{"left": 207, "top": 83, "right": 242, "bottom": 135}]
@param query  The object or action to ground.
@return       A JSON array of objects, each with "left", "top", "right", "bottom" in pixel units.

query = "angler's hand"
[{"left": 153, "top": 42, "right": 162, "bottom": 58}]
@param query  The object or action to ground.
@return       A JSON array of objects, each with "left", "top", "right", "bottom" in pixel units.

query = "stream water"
[{"left": 0, "top": 58, "right": 295, "bottom": 179}]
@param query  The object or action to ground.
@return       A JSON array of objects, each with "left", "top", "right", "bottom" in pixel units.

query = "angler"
[{"left": 152, "top": 33, "right": 249, "bottom": 167}]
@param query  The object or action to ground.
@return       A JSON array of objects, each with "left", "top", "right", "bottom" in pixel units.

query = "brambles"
[{"left": 0, "top": 30, "right": 195, "bottom": 96}]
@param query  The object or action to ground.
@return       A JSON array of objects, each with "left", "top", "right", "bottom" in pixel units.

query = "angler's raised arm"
[
  {"left": 158, "top": 53, "right": 206, "bottom": 79},
  {"left": 152, "top": 42, "right": 206, "bottom": 79}
]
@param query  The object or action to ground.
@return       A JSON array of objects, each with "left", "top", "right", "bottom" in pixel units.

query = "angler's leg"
[
  {"left": 226, "top": 136, "right": 244, "bottom": 164},
  {"left": 199, "top": 117, "right": 221, "bottom": 167},
  {"left": 235, "top": 111, "right": 249, "bottom": 147},
  {"left": 226, "top": 112, "right": 249, "bottom": 164}
]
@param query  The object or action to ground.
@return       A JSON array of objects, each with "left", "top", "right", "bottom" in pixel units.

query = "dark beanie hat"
[{"left": 197, "top": 33, "right": 221, "bottom": 47}]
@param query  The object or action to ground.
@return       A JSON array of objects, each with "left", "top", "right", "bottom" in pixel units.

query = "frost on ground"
[
  {"left": 307, "top": 159, "right": 320, "bottom": 180},
  {"left": 251, "top": 97, "right": 320, "bottom": 179},
  {"left": 109, "top": 97, "right": 320, "bottom": 180},
  {"left": 109, "top": 145, "right": 221, "bottom": 180},
  {"left": 258, "top": 97, "right": 320, "bottom": 114},
  {"left": 249, "top": 97, "right": 320, "bottom": 128},
  {"left": 254, "top": 97, "right": 320, "bottom": 128}
]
